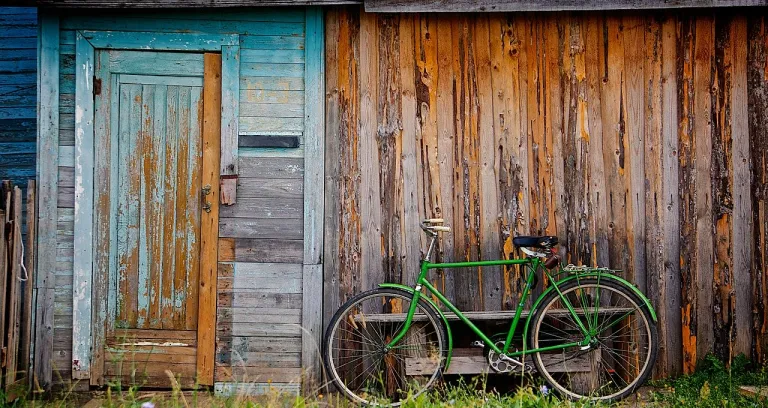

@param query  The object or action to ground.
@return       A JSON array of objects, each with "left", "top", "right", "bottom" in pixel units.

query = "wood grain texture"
[
  {"left": 324, "top": 10, "right": 768, "bottom": 376},
  {"left": 71, "top": 31, "right": 95, "bottom": 380},
  {"left": 198, "top": 53, "right": 222, "bottom": 386},
  {"left": 365, "top": 0, "right": 768, "bottom": 12},
  {"left": 35, "top": 13, "right": 59, "bottom": 390}
]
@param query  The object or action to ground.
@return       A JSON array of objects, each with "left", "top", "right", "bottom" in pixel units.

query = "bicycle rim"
[
  {"left": 325, "top": 289, "right": 446, "bottom": 406},
  {"left": 531, "top": 281, "right": 655, "bottom": 401}
]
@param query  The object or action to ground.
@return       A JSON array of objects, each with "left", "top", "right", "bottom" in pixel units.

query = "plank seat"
[
  {"left": 406, "top": 348, "right": 591, "bottom": 375},
  {"left": 352, "top": 307, "right": 635, "bottom": 322}
]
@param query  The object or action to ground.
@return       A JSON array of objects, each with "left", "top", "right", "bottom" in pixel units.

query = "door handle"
[{"left": 202, "top": 184, "right": 212, "bottom": 213}]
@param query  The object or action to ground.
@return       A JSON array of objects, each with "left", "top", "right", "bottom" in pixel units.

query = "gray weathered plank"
[
  {"left": 236, "top": 178, "right": 302, "bottom": 199},
  {"left": 238, "top": 157, "right": 304, "bottom": 178},
  {"left": 71, "top": 31, "right": 95, "bottom": 380},
  {"left": 301, "top": 263, "right": 322, "bottom": 392},
  {"left": 218, "top": 217, "right": 303, "bottom": 239},
  {"left": 365, "top": 0, "right": 768, "bottom": 12},
  {"left": 34, "top": 14, "right": 59, "bottom": 391},
  {"left": 219, "top": 197, "right": 303, "bottom": 219},
  {"left": 303, "top": 7, "right": 325, "bottom": 266}
]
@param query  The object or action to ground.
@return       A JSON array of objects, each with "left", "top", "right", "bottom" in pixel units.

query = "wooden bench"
[
  {"left": 406, "top": 348, "right": 591, "bottom": 375},
  {"left": 353, "top": 307, "right": 634, "bottom": 322},
  {"left": 351, "top": 308, "right": 634, "bottom": 376}
]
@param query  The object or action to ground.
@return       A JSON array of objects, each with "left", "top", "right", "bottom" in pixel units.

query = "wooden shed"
[{"left": 1, "top": 0, "right": 768, "bottom": 395}]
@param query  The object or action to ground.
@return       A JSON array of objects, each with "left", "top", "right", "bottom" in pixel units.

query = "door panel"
[
  {"left": 94, "top": 49, "right": 213, "bottom": 387},
  {"left": 114, "top": 79, "right": 204, "bottom": 331}
]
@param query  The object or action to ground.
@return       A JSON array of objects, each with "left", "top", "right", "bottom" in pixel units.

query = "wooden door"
[{"left": 93, "top": 50, "right": 219, "bottom": 387}]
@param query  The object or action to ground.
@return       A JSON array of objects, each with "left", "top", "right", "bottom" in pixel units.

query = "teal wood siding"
[
  {"left": 0, "top": 8, "right": 37, "bottom": 187},
  {"left": 50, "top": 9, "right": 309, "bottom": 392}
]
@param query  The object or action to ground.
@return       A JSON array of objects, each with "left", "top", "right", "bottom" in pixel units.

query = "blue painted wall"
[
  {"left": 46, "top": 8, "right": 312, "bottom": 390},
  {"left": 0, "top": 8, "right": 37, "bottom": 187}
]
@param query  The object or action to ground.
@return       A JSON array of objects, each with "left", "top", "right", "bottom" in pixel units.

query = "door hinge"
[{"left": 93, "top": 77, "right": 102, "bottom": 96}]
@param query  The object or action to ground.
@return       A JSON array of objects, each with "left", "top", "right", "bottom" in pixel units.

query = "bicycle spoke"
[
  {"left": 325, "top": 290, "right": 445, "bottom": 406},
  {"left": 531, "top": 281, "right": 655, "bottom": 401}
]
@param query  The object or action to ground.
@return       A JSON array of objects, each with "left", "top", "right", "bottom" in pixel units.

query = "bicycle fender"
[
  {"left": 378, "top": 283, "right": 453, "bottom": 370},
  {"left": 522, "top": 273, "right": 658, "bottom": 347}
]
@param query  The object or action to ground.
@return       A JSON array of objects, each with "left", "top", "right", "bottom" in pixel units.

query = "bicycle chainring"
[{"left": 486, "top": 340, "right": 530, "bottom": 374}]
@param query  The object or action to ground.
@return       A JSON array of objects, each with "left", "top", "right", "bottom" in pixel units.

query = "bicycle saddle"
[{"left": 512, "top": 236, "right": 558, "bottom": 248}]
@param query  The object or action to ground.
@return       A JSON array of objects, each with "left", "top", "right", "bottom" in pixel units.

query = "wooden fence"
[
  {"left": 322, "top": 7, "right": 768, "bottom": 378},
  {"left": 0, "top": 180, "right": 36, "bottom": 394}
]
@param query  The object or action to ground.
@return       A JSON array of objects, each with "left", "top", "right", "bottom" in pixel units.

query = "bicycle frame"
[{"left": 386, "top": 255, "right": 590, "bottom": 358}]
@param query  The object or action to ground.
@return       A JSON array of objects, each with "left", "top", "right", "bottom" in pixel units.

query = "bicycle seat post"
[{"left": 421, "top": 218, "right": 450, "bottom": 263}]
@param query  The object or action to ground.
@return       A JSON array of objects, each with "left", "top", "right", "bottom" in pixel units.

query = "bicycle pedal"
[{"left": 470, "top": 340, "right": 484, "bottom": 348}]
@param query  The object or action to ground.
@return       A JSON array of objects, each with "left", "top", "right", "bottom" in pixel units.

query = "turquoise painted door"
[{"left": 97, "top": 50, "right": 208, "bottom": 386}]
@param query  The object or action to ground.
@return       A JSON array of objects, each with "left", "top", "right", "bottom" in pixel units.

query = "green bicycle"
[{"left": 323, "top": 218, "right": 658, "bottom": 405}]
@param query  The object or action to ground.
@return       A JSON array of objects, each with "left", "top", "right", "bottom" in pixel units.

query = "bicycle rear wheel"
[
  {"left": 323, "top": 288, "right": 447, "bottom": 406},
  {"left": 529, "top": 278, "right": 658, "bottom": 402}
]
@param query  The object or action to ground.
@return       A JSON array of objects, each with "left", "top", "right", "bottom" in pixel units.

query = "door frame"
[{"left": 71, "top": 30, "right": 239, "bottom": 386}]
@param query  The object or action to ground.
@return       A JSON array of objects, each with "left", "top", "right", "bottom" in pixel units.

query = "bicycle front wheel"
[
  {"left": 323, "top": 288, "right": 447, "bottom": 406},
  {"left": 529, "top": 278, "right": 658, "bottom": 402}
]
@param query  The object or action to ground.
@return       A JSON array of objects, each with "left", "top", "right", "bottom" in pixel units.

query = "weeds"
[
  {"left": 650, "top": 354, "right": 768, "bottom": 408},
  {"left": 0, "top": 354, "right": 765, "bottom": 407}
]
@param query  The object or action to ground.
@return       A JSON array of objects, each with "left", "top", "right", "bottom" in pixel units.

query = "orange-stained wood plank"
[
  {"left": 678, "top": 15, "right": 698, "bottom": 374},
  {"left": 161, "top": 86, "right": 180, "bottom": 329},
  {"left": 184, "top": 86, "right": 203, "bottom": 331},
  {"left": 693, "top": 16, "right": 715, "bottom": 363},
  {"left": 197, "top": 52, "right": 222, "bottom": 386},
  {"left": 218, "top": 238, "right": 235, "bottom": 262},
  {"left": 172, "top": 86, "right": 190, "bottom": 328}
]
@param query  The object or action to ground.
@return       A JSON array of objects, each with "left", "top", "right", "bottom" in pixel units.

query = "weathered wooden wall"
[
  {"left": 47, "top": 9, "right": 310, "bottom": 391},
  {"left": 323, "top": 7, "right": 768, "bottom": 377},
  {"left": 0, "top": 8, "right": 36, "bottom": 191}
]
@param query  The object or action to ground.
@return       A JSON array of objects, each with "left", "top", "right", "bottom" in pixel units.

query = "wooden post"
[
  {"left": 20, "top": 181, "right": 36, "bottom": 387},
  {"left": 6, "top": 187, "right": 24, "bottom": 391},
  {"left": 197, "top": 52, "right": 222, "bottom": 386},
  {"left": 34, "top": 14, "right": 60, "bottom": 391},
  {"left": 0, "top": 182, "right": 11, "bottom": 383}
]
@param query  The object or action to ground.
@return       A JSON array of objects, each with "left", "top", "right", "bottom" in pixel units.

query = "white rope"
[{"left": 17, "top": 227, "right": 28, "bottom": 282}]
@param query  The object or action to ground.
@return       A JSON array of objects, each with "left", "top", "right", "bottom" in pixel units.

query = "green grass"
[
  {"left": 1, "top": 354, "right": 765, "bottom": 407},
  {"left": 649, "top": 354, "right": 768, "bottom": 408}
]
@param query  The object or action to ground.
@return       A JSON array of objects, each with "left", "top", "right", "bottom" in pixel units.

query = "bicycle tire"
[
  {"left": 528, "top": 278, "right": 658, "bottom": 402},
  {"left": 323, "top": 288, "right": 448, "bottom": 406}
]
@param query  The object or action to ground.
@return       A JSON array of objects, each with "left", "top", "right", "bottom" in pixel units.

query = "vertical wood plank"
[
  {"left": 322, "top": 8, "right": 342, "bottom": 329},
  {"left": 747, "top": 14, "right": 767, "bottom": 365},
  {"left": 435, "top": 16, "right": 456, "bottom": 302},
  {"left": 661, "top": 16, "right": 683, "bottom": 376},
  {"left": 399, "top": 15, "right": 421, "bottom": 286},
  {"left": 184, "top": 85, "right": 203, "bottom": 331},
  {"left": 137, "top": 84, "right": 155, "bottom": 329},
  {"left": 377, "top": 14, "right": 404, "bottom": 287},
  {"left": 730, "top": 16, "right": 752, "bottom": 359},
  {"left": 693, "top": 16, "right": 715, "bottom": 363},
  {"left": 170, "top": 86, "right": 188, "bottom": 328},
  {"left": 359, "top": 9, "right": 382, "bottom": 291},
  {"left": 623, "top": 15, "right": 646, "bottom": 291},
  {"left": 162, "top": 85, "right": 179, "bottom": 328},
  {"left": 601, "top": 17, "right": 630, "bottom": 276},
  {"left": 678, "top": 15, "right": 699, "bottom": 374},
  {"left": 220, "top": 45, "right": 240, "bottom": 205},
  {"left": 584, "top": 15, "right": 609, "bottom": 270},
  {"left": 6, "top": 187, "right": 24, "bottom": 390},
  {"left": 304, "top": 7, "right": 326, "bottom": 266},
  {"left": 490, "top": 14, "right": 528, "bottom": 308},
  {"left": 474, "top": 15, "right": 502, "bottom": 311},
  {"left": 712, "top": 15, "right": 734, "bottom": 361},
  {"left": 644, "top": 15, "right": 665, "bottom": 375},
  {"left": 21, "top": 180, "right": 36, "bottom": 384},
  {"left": 302, "top": 6, "right": 325, "bottom": 393},
  {"left": 90, "top": 49, "right": 112, "bottom": 386},
  {"left": 34, "top": 13, "right": 59, "bottom": 390},
  {"left": 197, "top": 52, "right": 222, "bottom": 386},
  {"left": 72, "top": 31, "right": 95, "bottom": 380}
]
